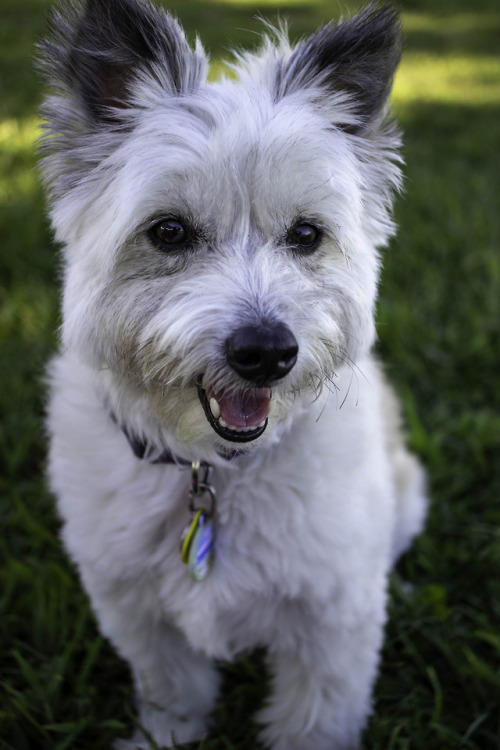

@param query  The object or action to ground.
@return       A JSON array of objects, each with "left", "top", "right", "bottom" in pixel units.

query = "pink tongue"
[{"left": 208, "top": 387, "right": 271, "bottom": 429}]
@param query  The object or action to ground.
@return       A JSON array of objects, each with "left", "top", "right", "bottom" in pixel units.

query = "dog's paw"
[
  {"left": 114, "top": 736, "right": 150, "bottom": 750},
  {"left": 259, "top": 729, "right": 360, "bottom": 750},
  {"left": 114, "top": 711, "right": 208, "bottom": 750},
  {"left": 114, "top": 733, "right": 179, "bottom": 750},
  {"left": 258, "top": 707, "right": 361, "bottom": 750}
]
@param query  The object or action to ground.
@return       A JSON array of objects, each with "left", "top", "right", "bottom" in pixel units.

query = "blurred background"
[{"left": 1, "top": 0, "right": 499, "bottom": 748}]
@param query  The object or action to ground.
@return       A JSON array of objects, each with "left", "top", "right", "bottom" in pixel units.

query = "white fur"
[{"left": 42, "top": 3, "right": 427, "bottom": 748}]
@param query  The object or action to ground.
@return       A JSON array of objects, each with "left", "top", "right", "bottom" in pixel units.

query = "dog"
[{"left": 39, "top": 1, "right": 428, "bottom": 748}]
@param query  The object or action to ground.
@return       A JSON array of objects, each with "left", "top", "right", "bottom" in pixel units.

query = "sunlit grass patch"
[
  {"left": 214, "top": 0, "right": 316, "bottom": 5},
  {"left": 395, "top": 53, "right": 500, "bottom": 106},
  {"left": 403, "top": 11, "right": 500, "bottom": 33},
  {"left": 0, "top": 118, "right": 37, "bottom": 145},
  {"left": 0, "top": 117, "right": 39, "bottom": 200}
]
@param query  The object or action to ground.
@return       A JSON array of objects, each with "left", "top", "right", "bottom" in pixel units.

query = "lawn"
[{"left": 1, "top": 0, "right": 499, "bottom": 748}]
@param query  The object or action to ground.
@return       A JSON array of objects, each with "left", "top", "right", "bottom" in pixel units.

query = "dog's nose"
[{"left": 226, "top": 322, "right": 298, "bottom": 385}]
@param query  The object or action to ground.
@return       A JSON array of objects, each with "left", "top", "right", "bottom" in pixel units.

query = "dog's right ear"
[
  {"left": 274, "top": 4, "right": 402, "bottom": 134},
  {"left": 40, "top": 0, "right": 207, "bottom": 125}
]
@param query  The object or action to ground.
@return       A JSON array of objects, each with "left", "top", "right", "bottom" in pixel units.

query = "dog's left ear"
[
  {"left": 275, "top": 4, "right": 401, "bottom": 134},
  {"left": 39, "top": 0, "right": 209, "bottom": 197},
  {"left": 40, "top": 0, "right": 207, "bottom": 126}
]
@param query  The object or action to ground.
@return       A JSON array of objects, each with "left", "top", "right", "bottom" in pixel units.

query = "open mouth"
[{"left": 197, "top": 383, "right": 271, "bottom": 443}]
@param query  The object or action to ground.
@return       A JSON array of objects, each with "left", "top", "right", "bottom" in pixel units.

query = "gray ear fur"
[
  {"left": 276, "top": 4, "right": 402, "bottom": 133},
  {"left": 39, "top": 0, "right": 207, "bottom": 124}
]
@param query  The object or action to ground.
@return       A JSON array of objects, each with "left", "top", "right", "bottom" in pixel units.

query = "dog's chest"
[{"left": 159, "top": 463, "right": 342, "bottom": 658}]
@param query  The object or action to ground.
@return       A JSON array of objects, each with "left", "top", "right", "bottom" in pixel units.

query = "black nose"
[{"left": 226, "top": 322, "right": 298, "bottom": 385}]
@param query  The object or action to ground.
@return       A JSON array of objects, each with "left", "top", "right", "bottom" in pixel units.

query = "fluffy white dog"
[{"left": 40, "top": 1, "right": 427, "bottom": 748}]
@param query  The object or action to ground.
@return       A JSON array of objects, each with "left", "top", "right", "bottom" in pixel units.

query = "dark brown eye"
[
  {"left": 290, "top": 222, "right": 321, "bottom": 251},
  {"left": 149, "top": 218, "right": 187, "bottom": 248}
]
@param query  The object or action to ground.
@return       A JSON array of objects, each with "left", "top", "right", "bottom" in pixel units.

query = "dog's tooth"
[
  {"left": 209, "top": 397, "right": 221, "bottom": 420},
  {"left": 217, "top": 417, "right": 264, "bottom": 434}
]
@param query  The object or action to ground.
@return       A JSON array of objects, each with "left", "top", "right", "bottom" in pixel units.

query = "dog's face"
[{"left": 40, "top": 0, "right": 402, "bottom": 460}]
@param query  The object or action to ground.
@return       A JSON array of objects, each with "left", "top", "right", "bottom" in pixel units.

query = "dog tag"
[
  {"left": 180, "top": 509, "right": 204, "bottom": 564},
  {"left": 188, "top": 512, "right": 214, "bottom": 582},
  {"left": 180, "top": 509, "right": 214, "bottom": 581}
]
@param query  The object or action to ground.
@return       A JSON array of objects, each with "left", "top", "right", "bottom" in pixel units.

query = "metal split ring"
[{"left": 189, "top": 460, "right": 217, "bottom": 517}]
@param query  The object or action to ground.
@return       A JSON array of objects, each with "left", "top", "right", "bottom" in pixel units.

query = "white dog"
[{"left": 40, "top": 0, "right": 427, "bottom": 747}]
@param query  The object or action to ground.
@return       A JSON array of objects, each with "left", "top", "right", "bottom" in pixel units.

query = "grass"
[{"left": 1, "top": 0, "right": 499, "bottom": 748}]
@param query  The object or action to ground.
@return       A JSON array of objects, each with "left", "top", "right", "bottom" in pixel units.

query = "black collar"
[
  {"left": 126, "top": 430, "right": 191, "bottom": 466},
  {"left": 110, "top": 411, "right": 239, "bottom": 465}
]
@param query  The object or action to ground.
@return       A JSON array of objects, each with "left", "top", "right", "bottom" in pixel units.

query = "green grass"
[{"left": 1, "top": 0, "right": 499, "bottom": 748}]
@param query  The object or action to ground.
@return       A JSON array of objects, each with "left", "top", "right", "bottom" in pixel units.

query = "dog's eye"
[
  {"left": 290, "top": 223, "right": 321, "bottom": 252},
  {"left": 149, "top": 218, "right": 187, "bottom": 248}
]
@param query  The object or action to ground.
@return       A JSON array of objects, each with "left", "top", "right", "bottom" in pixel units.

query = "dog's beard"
[
  {"left": 84, "top": 258, "right": 370, "bottom": 459},
  {"left": 117, "top": 345, "right": 340, "bottom": 457}
]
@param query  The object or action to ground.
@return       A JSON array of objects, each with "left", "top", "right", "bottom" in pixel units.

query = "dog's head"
[{"left": 40, "top": 0, "right": 402, "bottom": 461}]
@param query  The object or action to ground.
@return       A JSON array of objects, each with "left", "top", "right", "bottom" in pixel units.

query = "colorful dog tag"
[
  {"left": 180, "top": 461, "right": 217, "bottom": 582},
  {"left": 180, "top": 509, "right": 204, "bottom": 564},
  {"left": 188, "top": 513, "right": 214, "bottom": 582},
  {"left": 180, "top": 509, "right": 215, "bottom": 581}
]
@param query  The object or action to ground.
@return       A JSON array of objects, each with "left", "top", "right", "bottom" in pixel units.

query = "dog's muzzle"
[{"left": 198, "top": 322, "right": 298, "bottom": 443}]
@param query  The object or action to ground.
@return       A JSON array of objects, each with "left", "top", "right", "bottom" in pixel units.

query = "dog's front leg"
[
  {"left": 84, "top": 581, "right": 220, "bottom": 749},
  {"left": 117, "top": 624, "right": 219, "bottom": 748},
  {"left": 257, "top": 615, "right": 384, "bottom": 750}
]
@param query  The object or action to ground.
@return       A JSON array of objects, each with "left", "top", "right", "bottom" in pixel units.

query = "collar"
[
  {"left": 110, "top": 411, "right": 239, "bottom": 465},
  {"left": 126, "top": 431, "right": 192, "bottom": 466}
]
